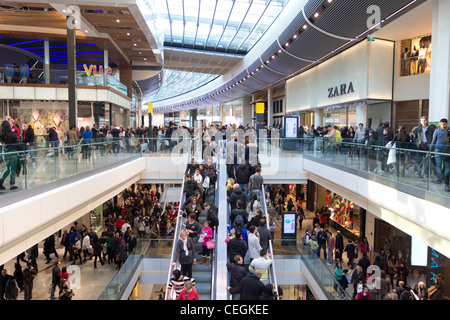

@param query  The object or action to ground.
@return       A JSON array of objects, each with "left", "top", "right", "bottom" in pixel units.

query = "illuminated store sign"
[{"left": 83, "top": 64, "right": 112, "bottom": 77}]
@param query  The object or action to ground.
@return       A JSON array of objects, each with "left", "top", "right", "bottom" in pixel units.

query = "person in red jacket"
[
  {"left": 115, "top": 215, "right": 125, "bottom": 231},
  {"left": 7, "top": 117, "right": 20, "bottom": 140},
  {"left": 356, "top": 285, "right": 372, "bottom": 300},
  {"left": 175, "top": 281, "right": 199, "bottom": 300}
]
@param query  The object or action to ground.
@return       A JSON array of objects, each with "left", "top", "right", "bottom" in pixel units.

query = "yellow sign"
[
  {"left": 256, "top": 102, "right": 265, "bottom": 114},
  {"left": 148, "top": 103, "right": 153, "bottom": 114}
]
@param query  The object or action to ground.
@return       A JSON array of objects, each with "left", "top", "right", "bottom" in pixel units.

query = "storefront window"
[
  {"left": 326, "top": 190, "right": 361, "bottom": 237},
  {"left": 323, "top": 106, "right": 346, "bottom": 128},
  {"left": 400, "top": 35, "right": 431, "bottom": 77},
  {"left": 90, "top": 203, "right": 104, "bottom": 233}
]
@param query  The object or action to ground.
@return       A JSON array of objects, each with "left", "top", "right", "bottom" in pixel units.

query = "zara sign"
[{"left": 328, "top": 82, "right": 355, "bottom": 98}]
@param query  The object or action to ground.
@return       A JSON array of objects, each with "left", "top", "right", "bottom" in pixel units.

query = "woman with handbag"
[
  {"left": 173, "top": 231, "right": 196, "bottom": 278},
  {"left": 199, "top": 220, "right": 213, "bottom": 266}
]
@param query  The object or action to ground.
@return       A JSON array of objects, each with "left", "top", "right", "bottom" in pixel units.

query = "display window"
[
  {"left": 400, "top": 35, "right": 431, "bottom": 77},
  {"left": 326, "top": 190, "right": 361, "bottom": 237}
]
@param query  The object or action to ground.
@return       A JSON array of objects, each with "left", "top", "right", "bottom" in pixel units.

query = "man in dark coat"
[
  {"left": 344, "top": 239, "right": 356, "bottom": 269},
  {"left": 227, "top": 230, "right": 247, "bottom": 263},
  {"left": 183, "top": 174, "right": 198, "bottom": 199},
  {"left": 49, "top": 260, "right": 61, "bottom": 300},
  {"left": 228, "top": 184, "right": 247, "bottom": 210},
  {"left": 227, "top": 270, "right": 265, "bottom": 300},
  {"left": 205, "top": 202, "right": 219, "bottom": 231},
  {"left": 357, "top": 253, "right": 371, "bottom": 276},
  {"left": 227, "top": 255, "right": 247, "bottom": 300},
  {"left": 335, "top": 231, "right": 344, "bottom": 262}
]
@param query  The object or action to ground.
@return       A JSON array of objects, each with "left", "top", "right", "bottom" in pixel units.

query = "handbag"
[
  {"left": 206, "top": 239, "right": 215, "bottom": 249},
  {"left": 428, "top": 285, "right": 437, "bottom": 297}
]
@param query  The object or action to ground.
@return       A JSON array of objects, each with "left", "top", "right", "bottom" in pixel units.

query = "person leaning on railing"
[{"left": 0, "top": 120, "right": 21, "bottom": 190}]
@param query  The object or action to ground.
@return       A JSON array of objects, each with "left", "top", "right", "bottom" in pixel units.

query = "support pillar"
[
  {"left": 44, "top": 40, "right": 50, "bottom": 84},
  {"left": 267, "top": 88, "right": 273, "bottom": 128},
  {"left": 67, "top": 24, "right": 77, "bottom": 128},
  {"left": 314, "top": 108, "right": 323, "bottom": 128},
  {"left": 103, "top": 49, "right": 109, "bottom": 87},
  {"left": 429, "top": 0, "right": 450, "bottom": 122}
]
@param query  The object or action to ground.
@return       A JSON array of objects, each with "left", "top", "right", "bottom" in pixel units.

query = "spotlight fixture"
[
  {"left": 314, "top": 12, "right": 319, "bottom": 18},
  {"left": 303, "top": 24, "right": 308, "bottom": 29}
]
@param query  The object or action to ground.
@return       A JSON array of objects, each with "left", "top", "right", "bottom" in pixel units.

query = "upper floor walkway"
[{"left": 1, "top": 136, "right": 449, "bottom": 266}]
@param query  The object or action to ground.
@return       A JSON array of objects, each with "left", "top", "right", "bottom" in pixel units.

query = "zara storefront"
[{"left": 286, "top": 39, "right": 395, "bottom": 130}]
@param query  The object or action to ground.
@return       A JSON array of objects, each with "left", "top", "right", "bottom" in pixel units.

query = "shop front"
[
  {"left": 286, "top": 39, "right": 394, "bottom": 130},
  {"left": 325, "top": 190, "right": 365, "bottom": 241}
]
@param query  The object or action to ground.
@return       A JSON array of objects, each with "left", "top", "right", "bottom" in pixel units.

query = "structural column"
[
  {"left": 103, "top": 49, "right": 109, "bottom": 87},
  {"left": 314, "top": 108, "right": 323, "bottom": 127},
  {"left": 44, "top": 40, "right": 50, "bottom": 84},
  {"left": 429, "top": 0, "right": 450, "bottom": 122},
  {"left": 67, "top": 22, "right": 77, "bottom": 128},
  {"left": 267, "top": 88, "right": 273, "bottom": 127}
]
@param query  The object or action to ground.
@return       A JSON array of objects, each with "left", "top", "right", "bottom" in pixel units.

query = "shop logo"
[
  {"left": 328, "top": 82, "right": 355, "bottom": 98},
  {"left": 83, "top": 64, "right": 113, "bottom": 77}
]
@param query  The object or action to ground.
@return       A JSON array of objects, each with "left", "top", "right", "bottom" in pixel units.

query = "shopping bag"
[{"left": 206, "top": 239, "right": 215, "bottom": 249}]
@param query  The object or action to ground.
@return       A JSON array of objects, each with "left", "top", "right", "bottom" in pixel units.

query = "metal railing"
[{"left": 260, "top": 184, "right": 279, "bottom": 299}]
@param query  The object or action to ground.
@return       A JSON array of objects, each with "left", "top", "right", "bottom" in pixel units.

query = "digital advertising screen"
[
  {"left": 284, "top": 116, "right": 298, "bottom": 138},
  {"left": 283, "top": 213, "right": 297, "bottom": 235}
]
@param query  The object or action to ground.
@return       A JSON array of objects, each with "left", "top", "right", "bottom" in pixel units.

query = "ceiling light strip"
[
  {"left": 275, "top": 38, "right": 315, "bottom": 62},
  {"left": 301, "top": 7, "right": 354, "bottom": 41}
]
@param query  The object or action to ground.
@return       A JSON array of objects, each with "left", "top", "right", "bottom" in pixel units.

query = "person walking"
[
  {"left": 92, "top": 236, "right": 105, "bottom": 269},
  {"left": 335, "top": 231, "right": 344, "bottom": 262},
  {"left": 327, "top": 231, "right": 335, "bottom": 265},
  {"left": 23, "top": 263, "right": 36, "bottom": 300},
  {"left": 49, "top": 260, "right": 61, "bottom": 300},
  {"left": 0, "top": 120, "right": 20, "bottom": 190}
]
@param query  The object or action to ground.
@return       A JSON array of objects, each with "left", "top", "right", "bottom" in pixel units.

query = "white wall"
[{"left": 286, "top": 40, "right": 394, "bottom": 113}]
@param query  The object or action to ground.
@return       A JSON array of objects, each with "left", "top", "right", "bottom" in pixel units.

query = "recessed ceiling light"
[
  {"left": 116, "top": 19, "right": 120, "bottom": 23},
  {"left": 85, "top": 30, "right": 88, "bottom": 33},
  {"left": 134, "top": 43, "right": 137, "bottom": 46},
  {"left": 285, "top": 42, "right": 289, "bottom": 47},
  {"left": 293, "top": 34, "right": 298, "bottom": 39},
  {"left": 127, "top": 32, "right": 130, "bottom": 36},
  {"left": 278, "top": 49, "right": 282, "bottom": 53},
  {"left": 139, "top": 52, "right": 142, "bottom": 54},
  {"left": 303, "top": 24, "right": 308, "bottom": 29},
  {"left": 266, "top": 60, "right": 269, "bottom": 64},
  {"left": 314, "top": 12, "right": 319, "bottom": 18}
]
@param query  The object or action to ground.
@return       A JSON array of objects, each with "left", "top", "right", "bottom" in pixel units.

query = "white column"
[
  {"left": 314, "top": 108, "right": 323, "bottom": 127},
  {"left": 44, "top": 40, "right": 50, "bottom": 84},
  {"left": 103, "top": 49, "right": 109, "bottom": 87},
  {"left": 429, "top": 0, "right": 450, "bottom": 122},
  {"left": 267, "top": 88, "right": 273, "bottom": 127},
  {"left": 356, "top": 103, "right": 368, "bottom": 127}
]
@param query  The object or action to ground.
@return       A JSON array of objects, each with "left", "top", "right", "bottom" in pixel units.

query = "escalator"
[{"left": 165, "top": 160, "right": 219, "bottom": 300}]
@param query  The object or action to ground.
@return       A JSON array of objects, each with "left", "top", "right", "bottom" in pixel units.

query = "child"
[{"left": 199, "top": 220, "right": 213, "bottom": 266}]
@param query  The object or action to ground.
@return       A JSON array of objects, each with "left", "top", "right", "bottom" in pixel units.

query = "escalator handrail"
[
  {"left": 164, "top": 142, "right": 192, "bottom": 300},
  {"left": 261, "top": 184, "right": 279, "bottom": 299}
]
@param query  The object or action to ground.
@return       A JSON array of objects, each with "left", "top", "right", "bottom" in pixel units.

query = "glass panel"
[{"left": 147, "top": 0, "right": 290, "bottom": 53}]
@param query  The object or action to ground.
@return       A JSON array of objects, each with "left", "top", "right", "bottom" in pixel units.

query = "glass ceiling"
[
  {"left": 150, "top": 69, "right": 219, "bottom": 103},
  {"left": 146, "top": 0, "right": 289, "bottom": 54}
]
